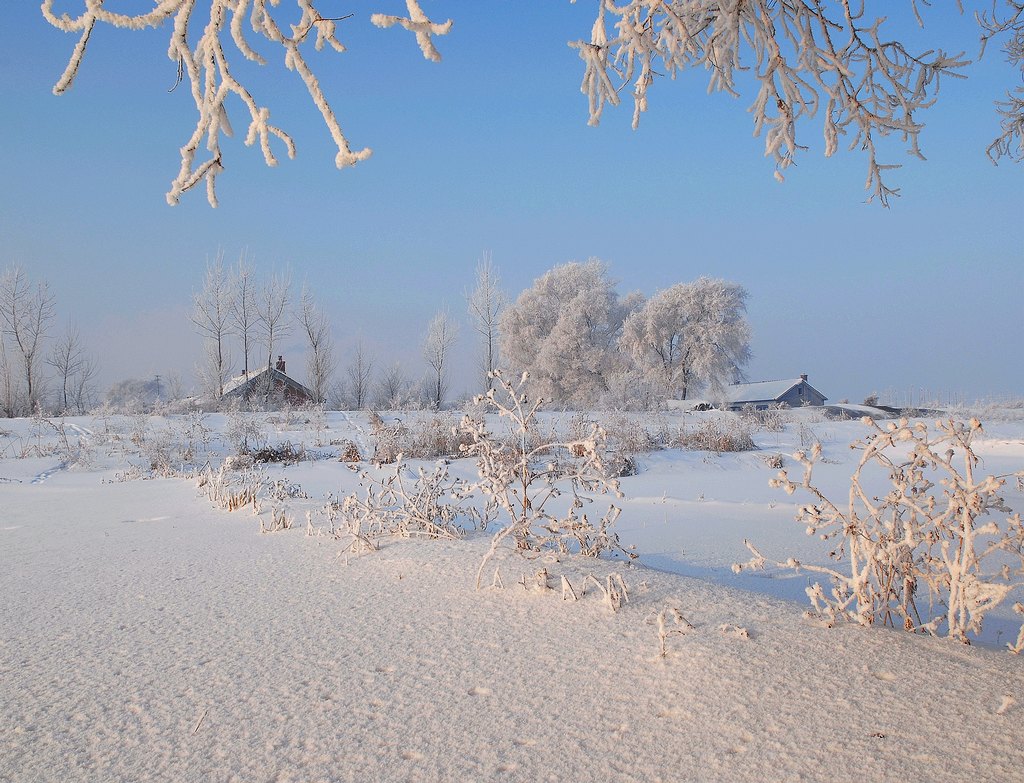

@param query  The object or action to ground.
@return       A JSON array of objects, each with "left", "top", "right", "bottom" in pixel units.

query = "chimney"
[
  {"left": 276, "top": 355, "right": 285, "bottom": 373},
  {"left": 800, "top": 374, "right": 808, "bottom": 382}
]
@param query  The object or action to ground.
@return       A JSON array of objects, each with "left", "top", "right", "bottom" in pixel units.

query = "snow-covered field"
[{"left": 2, "top": 405, "right": 1023, "bottom": 782}]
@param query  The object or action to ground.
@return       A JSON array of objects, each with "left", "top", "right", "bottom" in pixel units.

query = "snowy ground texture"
[{"left": 2, "top": 404, "right": 1023, "bottom": 782}]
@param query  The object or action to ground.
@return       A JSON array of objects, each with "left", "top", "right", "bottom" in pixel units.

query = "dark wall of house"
[{"left": 778, "top": 383, "right": 826, "bottom": 407}]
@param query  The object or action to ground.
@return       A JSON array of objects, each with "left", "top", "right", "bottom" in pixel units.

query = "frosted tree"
[
  {"left": 620, "top": 278, "right": 751, "bottom": 400},
  {"left": 465, "top": 252, "right": 506, "bottom": 393},
  {"left": 499, "top": 259, "right": 641, "bottom": 407},
  {"left": 47, "top": 323, "right": 97, "bottom": 414},
  {"left": 0, "top": 265, "right": 56, "bottom": 415},
  {"left": 422, "top": 309, "right": 459, "bottom": 409},
  {"left": 257, "top": 269, "right": 293, "bottom": 403},
  {"left": 191, "top": 254, "right": 235, "bottom": 400},
  {"left": 298, "top": 284, "right": 335, "bottom": 404},
  {"left": 231, "top": 253, "right": 258, "bottom": 378},
  {"left": 42, "top": 0, "right": 452, "bottom": 206},
  {"left": 40, "top": 3, "right": 1023, "bottom": 206},
  {"left": 344, "top": 338, "right": 375, "bottom": 410}
]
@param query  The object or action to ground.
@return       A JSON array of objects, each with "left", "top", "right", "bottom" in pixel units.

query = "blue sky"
[{"left": 1, "top": 2, "right": 1021, "bottom": 405}]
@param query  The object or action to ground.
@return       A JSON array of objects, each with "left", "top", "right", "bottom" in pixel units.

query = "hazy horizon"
[{"left": 1, "top": 4, "right": 1021, "bottom": 407}]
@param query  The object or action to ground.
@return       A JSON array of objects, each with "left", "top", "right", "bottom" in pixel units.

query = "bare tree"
[
  {"left": 465, "top": 252, "right": 505, "bottom": 393},
  {"left": 374, "top": 362, "right": 411, "bottom": 410},
  {"left": 298, "top": 284, "right": 335, "bottom": 404},
  {"left": 191, "top": 254, "right": 235, "bottom": 400},
  {"left": 42, "top": 3, "right": 1023, "bottom": 206},
  {"left": 71, "top": 352, "right": 99, "bottom": 414},
  {"left": 257, "top": 269, "right": 292, "bottom": 402},
  {"left": 231, "top": 253, "right": 258, "bottom": 378},
  {"left": 423, "top": 309, "right": 459, "bottom": 409},
  {"left": 47, "top": 323, "right": 91, "bottom": 414},
  {"left": 345, "top": 338, "right": 375, "bottom": 410},
  {"left": 0, "top": 264, "right": 56, "bottom": 414}
]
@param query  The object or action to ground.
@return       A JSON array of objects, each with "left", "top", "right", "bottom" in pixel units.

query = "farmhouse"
[
  {"left": 222, "top": 356, "right": 316, "bottom": 407},
  {"left": 722, "top": 374, "right": 827, "bottom": 411}
]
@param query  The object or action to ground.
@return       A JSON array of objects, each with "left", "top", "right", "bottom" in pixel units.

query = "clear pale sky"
[{"left": 1, "top": 3, "right": 1021, "bottom": 405}]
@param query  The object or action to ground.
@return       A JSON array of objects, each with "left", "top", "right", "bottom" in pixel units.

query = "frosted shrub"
[
  {"left": 405, "top": 412, "right": 470, "bottom": 459},
  {"left": 224, "top": 408, "right": 267, "bottom": 455},
  {"left": 128, "top": 413, "right": 148, "bottom": 446},
  {"left": 675, "top": 419, "right": 755, "bottom": 453},
  {"left": 178, "top": 410, "right": 212, "bottom": 462},
  {"left": 367, "top": 411, "right": 407, "bottom": 464},
  {"left": 250, "top": 442, "right": 305, "bottom": 465},
  {"left": 141, "top": 427, "right": 177, "bottom": 475},
  {"left": 337, "top": 440, "right": 362, "bottom": 463},
  {"left": 460, "top": 371, "right": 635, "bottom": 588},
  {"left": 600, "top": 412, "right": 659, "bottom": 454},
  {"left": 196, "top": 465, "right": 262, "bottom": 512},
  {"left": 740, "top": 403, "right": 787, "bottom": 433},
  {"left": 338, "top": 459, "right": 477, "bottom": 547},
  {"left": 301, "top": 402, "right": 328, "bottom": 446},
  {"left": 739, "top": 417, "right": 1024, "bottom": 647}
]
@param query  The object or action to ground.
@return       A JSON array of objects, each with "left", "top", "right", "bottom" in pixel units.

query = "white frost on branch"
[
  {"left": 370, "top": 0, "right": 453, "bottom": 63},
  {"left": 42, "top": 1, "right": 441, "bottom": 206},
  {"left": 569, "top": 1, "right": 978, "bottom": 205}
]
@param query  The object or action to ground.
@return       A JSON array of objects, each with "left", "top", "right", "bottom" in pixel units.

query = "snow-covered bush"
[
  {"left": 249, "top": 442, "right": 304, "bottom": 465},
  {"left": 404, "top": 412, "right": 470, "bottom": 460},
  {"left": 367, "top": 410, "right": 407, "bottom": 464},
  {"left": 599, "top": 412, "right": 659, "bottom": 454},
  {"left": 223, "top": 407, "right": 267, "bottom": 455},
  {"left": 674, "top": 418, "right": 755, "bottom": 453},
  {"left": 461, "top": 371, "right": 635, "bottom": 587},
  {"left": 178, "top": 410, "right": 212, "bottom": 462},
  {"left": 338, "top": 459, "right": 476, "bottom": 549},
  {"left": 739, "top": 417, "right": 1024, "bottom": 648},
  {"left": 740, "top": 403, "right": 788, "bottom": 433}
]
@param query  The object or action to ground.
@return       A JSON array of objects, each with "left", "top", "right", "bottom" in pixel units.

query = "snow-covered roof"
[
  {"left": 723, "top": 377, "right": 821, "bottom": 404},
  {"left": 221, "top": 366, "right": 315, "bottom": 402},
  {"left": 222, "top": 369, "right": 260, "bottom": 396}
]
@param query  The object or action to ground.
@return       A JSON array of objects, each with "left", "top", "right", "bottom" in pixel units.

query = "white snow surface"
[{"left": 2, "top": 408, "right": 1023, "bottom": 782}]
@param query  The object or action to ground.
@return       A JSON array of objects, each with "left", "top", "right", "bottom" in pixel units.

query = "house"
[
  {"left": 221, "top": 356, "right": 316, "bottom": 407},
  {"left": 721, "top": 374, "right": 827, "bottom": 411}
]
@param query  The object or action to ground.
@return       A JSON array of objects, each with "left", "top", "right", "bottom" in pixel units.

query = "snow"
[{"left": 2, "top": 408, "right": 1023, "bottom": 781}]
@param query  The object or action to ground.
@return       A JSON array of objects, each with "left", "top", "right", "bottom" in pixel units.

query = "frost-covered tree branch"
[
  {"left": 978, "top": 1, "right": 1024, "bottom": 162},
  {"left": 41, "top": 2, "right": 1021, "bottom": 206},
  {"left": 42, "top": 0, "right": 451, "bottom": 206},
  {"left": 570, "top": 1, "right": 980, "bottom": 205}
]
